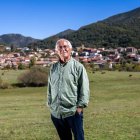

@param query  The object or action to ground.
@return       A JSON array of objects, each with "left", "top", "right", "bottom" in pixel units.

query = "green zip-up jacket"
[{"left": 47, "top": 57, "right": 90, "bottom": 118}]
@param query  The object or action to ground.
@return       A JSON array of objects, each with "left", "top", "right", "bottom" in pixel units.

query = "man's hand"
[{"left": 76, "top": 107, "right": 83, "bottom": 114}]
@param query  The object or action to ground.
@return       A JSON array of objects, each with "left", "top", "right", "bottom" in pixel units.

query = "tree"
[
  {"left": 29, "top": 57, "right": 36, "bottom": 68},
  {"left": 18, "top": 63, "right": 25, "bottom": 70},
  {"left": 10, "top": 44, "right": 16, "bottom": 52}
]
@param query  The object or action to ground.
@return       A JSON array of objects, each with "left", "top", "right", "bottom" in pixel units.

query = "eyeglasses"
[{"left": 58, "top": 45, "right": 69, "bottom": 50}]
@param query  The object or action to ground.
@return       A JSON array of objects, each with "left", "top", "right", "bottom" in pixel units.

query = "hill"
[
  {"left": 27, "top": 29, "right": 75, "bottom": 50},
  {"left": 0, "top": 34, "right": 39, "bottom": 47},
  {"left": 28, "top": 7, "right": 140, "bottom": 49},
  {"left": 53, "top": 29, "right": 75, "bottom": 37}
]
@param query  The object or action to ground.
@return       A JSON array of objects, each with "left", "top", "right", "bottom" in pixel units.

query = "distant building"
[
  {"left": 126, "top": 47, "right": 137, "bottom": 54},
  {"left": 5, "top": 46, "right": 11, "bottom": 51}
]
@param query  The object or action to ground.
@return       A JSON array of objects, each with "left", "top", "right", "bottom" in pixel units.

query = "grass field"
[
  {"left": 0, "top": 70, "right": 28, "bottom": 84},
  {"left": 0, "top": 70, "right": 140, "bottom": 140}
]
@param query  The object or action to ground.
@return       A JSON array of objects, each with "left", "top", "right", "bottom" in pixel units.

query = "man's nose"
[{"left": 61, "top": 47, "right": 67, "bottom": 51}]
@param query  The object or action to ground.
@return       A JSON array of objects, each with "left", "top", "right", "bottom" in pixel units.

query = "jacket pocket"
[{"left": 61, "top": 96, "right": 77, "bottom": 108}]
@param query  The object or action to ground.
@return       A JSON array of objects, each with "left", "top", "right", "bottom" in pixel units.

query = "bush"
[
  {"left": 125, "top": 63, "right": 134, "bottom": 71},
  {"left": 18, "top": 66, "right": 49, "bottom": 87},
  {"left": 18, "top": 63, "right": 26, "bottom": 70},
  {"left": 133, "top": 64, "right": 140, "bottom": 72},
  {"left": 0, "top": 82, "right": 10, "bottom": 89},
  {"left": 0, "top": 77, "right": 2, "bottom": 85},
  {"left": 0, "top": 77, "right": 10, "bottom": 89}
]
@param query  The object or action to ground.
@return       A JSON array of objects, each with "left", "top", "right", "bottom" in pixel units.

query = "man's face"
[{"left": 57, "top": 40, "right": 72, "bottom": 59}]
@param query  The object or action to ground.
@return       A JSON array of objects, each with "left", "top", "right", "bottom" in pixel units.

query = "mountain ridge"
[
  {"left": 1, "top": 7, "right": 140, "bottom": 49},
  {"left": 0, "top": 33, "right": 39, "bottom": 47},
  {"left": 28, "top": 7, "right": 140, "bottom": 49}
]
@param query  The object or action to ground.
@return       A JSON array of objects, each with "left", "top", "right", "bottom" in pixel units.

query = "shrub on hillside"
[{"left": 18, "top": 66, "right": 49, "bottom": 87}]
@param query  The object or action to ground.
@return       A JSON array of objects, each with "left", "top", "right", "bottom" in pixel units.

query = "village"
[{"left": 0, "top": 44, "right": 140, "bottom": 70}]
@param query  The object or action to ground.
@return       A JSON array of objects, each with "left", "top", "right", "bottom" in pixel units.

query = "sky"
[{"left": 0, "top": 0, "right": 140, "bottom": 39}]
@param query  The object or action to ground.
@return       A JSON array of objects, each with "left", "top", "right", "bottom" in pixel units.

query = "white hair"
[{"left": 55, "top": 39, "right": 72, "bottom": 51}]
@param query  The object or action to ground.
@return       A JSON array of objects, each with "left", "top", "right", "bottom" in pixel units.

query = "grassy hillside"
[{"left": 0, "top": 71, "right": 140, "bottom": 140}]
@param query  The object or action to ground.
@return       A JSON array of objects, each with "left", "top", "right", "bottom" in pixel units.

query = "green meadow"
[{"left": 0, "top": 70, "right": 140, "bottom": 140}]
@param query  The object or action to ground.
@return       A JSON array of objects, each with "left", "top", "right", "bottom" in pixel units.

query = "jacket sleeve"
[
  {"left": 77, "top": 65, "right": 90, "bottom": 108},
  {"left": 47, "top": 66, "right": 52, "bottom": 107}
]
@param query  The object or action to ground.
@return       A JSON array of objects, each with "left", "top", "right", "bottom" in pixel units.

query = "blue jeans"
[{"left": 51, "top": 112, "right": 84, "bottom": 140}]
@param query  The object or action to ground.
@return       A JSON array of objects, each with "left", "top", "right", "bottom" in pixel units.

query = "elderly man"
[{"left": 47, "top": 39, "right": 90, "bottom": 140}]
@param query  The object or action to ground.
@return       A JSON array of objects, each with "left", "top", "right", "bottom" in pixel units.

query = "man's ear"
[{"left": 55, "top": 50, "right": 58, "bottom": 54}]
